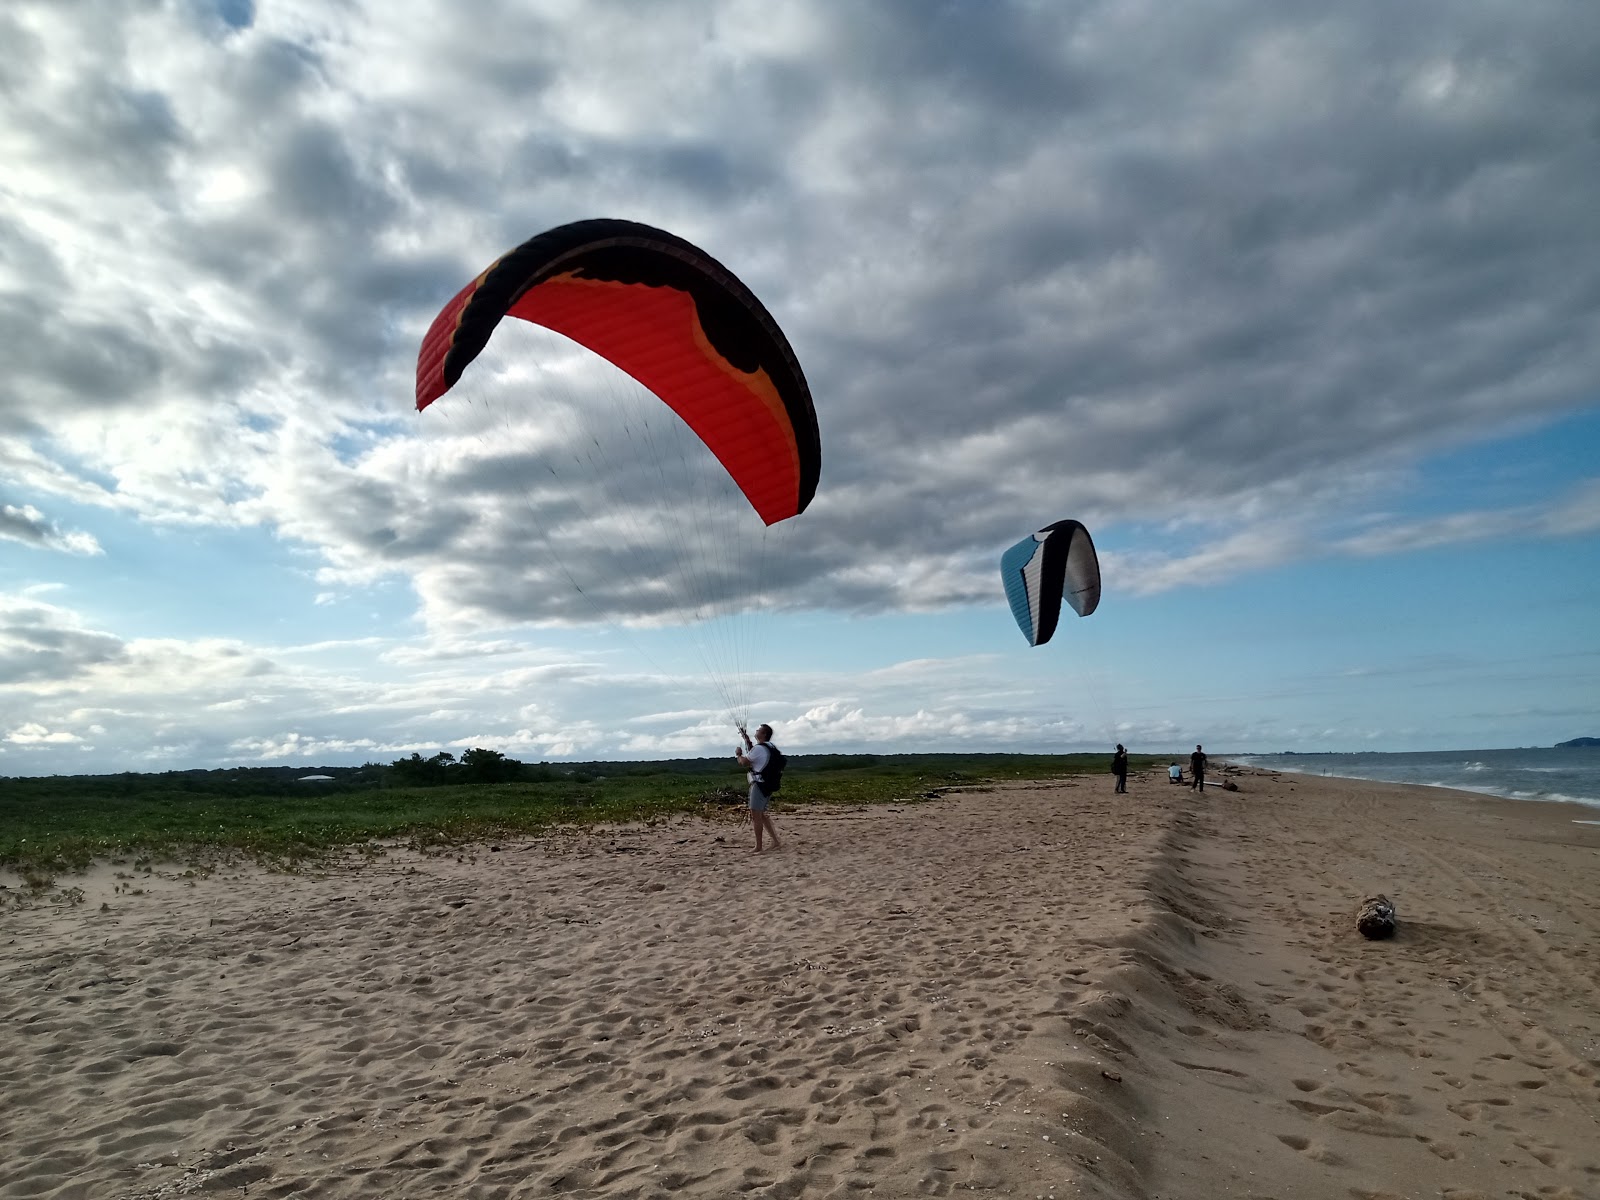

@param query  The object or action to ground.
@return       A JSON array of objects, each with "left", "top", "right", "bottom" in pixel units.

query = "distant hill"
[{"left": 1555, "top": 737, "right": 1600, "bottom": 748}]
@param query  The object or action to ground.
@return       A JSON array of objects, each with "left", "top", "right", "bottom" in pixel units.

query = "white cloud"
[
  {"left": 1540, "top": 480, "right": 1600, "bottom": 537},
  {"left": 4, "top": 722, "right": 85, "bottom": 746},
  {"left": 0, "top": 504, "right": 102, "bottom": 555}
]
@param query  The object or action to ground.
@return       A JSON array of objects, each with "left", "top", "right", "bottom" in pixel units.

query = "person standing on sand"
[
  {"left": 1189, "top": 744, "right": 1208, "bottom": 792},
  {"left": 1111, "top": 744, "right": 1128, "bottom": 793},
  {"left": 736, "top": 723, "right": 782, "bottom": 853}
]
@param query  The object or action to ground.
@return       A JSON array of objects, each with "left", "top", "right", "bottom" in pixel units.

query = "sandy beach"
[{"left": 4, "top": 768, "right": 1599, "bottom": 1200}]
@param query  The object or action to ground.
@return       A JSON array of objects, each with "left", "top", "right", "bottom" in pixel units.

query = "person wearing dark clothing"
[
  {"left": 1189, "top": 744, "right": 1208, "bottom": 791},
  {"left": 1111, "top": 744, "right": 1128, "bottom": 793}
]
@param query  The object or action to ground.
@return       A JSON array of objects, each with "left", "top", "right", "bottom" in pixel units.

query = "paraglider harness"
[{"left": 754, "top": 743, "right": 785, "bottom": 794}]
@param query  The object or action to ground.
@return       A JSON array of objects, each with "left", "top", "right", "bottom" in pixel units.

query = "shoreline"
[
  {"left": 1221, "top": 752, "right": 1600, "bottom": 813},
  {"left": 3, "top": 771, "right": 1597, "bottom": 1198}
]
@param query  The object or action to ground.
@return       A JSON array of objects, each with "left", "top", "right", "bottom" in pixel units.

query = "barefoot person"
[{"left": 736, "top": 723, "right": 782, "bottom": 852}]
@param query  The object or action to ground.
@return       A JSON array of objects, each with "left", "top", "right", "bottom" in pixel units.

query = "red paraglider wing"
[{"left": 416, "top": 219, "right": 819, "bottom": 526}]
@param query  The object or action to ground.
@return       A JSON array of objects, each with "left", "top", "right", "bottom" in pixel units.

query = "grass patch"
[{"left": 0, "top": 752, "right": 1159, "bottom": 875}]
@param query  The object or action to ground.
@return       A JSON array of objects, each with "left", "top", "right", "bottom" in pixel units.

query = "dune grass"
[{"left": 0, "top": 752, "right": 1157, "bottom": 880}]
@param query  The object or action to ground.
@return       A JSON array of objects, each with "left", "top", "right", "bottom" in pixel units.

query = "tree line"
[{"left": 0, "top": 748, "right": 578, "bottom": 797}]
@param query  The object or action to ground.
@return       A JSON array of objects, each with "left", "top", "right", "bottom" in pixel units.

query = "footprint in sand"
[
  {"left": 1413, "top": 1134, "right": 1458, "bottom": 1161},
  {"left": 1353, "top": 1091, "right": 1417, "bottom": 1116},
  {"left": 1275, "top": 1133, "right": 1342, "bottom": 1165},
  {"left": 1173, "top": 1059, "right": 1262, "bottom": 1095},
  {"left": 1288, "top": 1098, "right": 1350, "bottom": 1117},
  {"left": 1512, "top": 1134, "right": 1566, "bottom": 1168},
  {"left": 1446, "top": 1097, "right": 1513, "bottom": 1122}
]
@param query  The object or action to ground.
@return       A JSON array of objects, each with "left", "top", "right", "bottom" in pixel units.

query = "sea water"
[{"left": 1226, "top": 746, "right": 1600, "bottom": 811}]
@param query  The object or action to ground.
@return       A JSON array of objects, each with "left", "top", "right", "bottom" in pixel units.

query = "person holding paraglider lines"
[{"left": 736, "top": 723, "right": 783, "bottom": 853}]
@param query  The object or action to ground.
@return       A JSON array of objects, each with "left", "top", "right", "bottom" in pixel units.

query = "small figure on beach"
[
  {"left": 1111, "top": 744, "right": 1128, "bottom": 793},
  {"left": 1189, "top": 744, "right": 1208, "bottom": 792},
  {"left": 736, "top": 723, "right": 782, "bottom": 853},
  {"left": 1168, "top": 762, "right": 1184, "bottom": 784}
]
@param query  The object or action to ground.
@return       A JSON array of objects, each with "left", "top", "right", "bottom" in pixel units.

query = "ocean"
[{"left": 1225, "top": 746, "right": 1600, "bottom": 812}]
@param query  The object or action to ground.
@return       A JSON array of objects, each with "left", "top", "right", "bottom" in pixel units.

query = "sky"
[{"left": 2, "top": 0, "right": 1598, "bottom": 775}]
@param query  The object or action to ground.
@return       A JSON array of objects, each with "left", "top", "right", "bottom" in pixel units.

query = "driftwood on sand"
[{"left": 1356, "top": 893, "right": 1397, "bottom": 939}]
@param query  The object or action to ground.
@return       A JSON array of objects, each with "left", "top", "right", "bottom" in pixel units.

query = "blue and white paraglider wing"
[{"left": 1000, "top": 519, "right": 1101, "bottom": 646}]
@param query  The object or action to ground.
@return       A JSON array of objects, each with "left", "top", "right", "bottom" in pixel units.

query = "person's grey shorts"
[{"left": 748, "top": 784, "right": 770, "bottom": 812}]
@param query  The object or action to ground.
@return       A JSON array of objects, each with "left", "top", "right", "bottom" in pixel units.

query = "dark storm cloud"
[
  {"left": 0, "top": 15, "right": 45, "bottom": 101},
  {"left": 0, "top": 220, "right": 68, "bottom": 296},
  {"left": 13, "top": 37, "right": 188, "bottom": 194},
  {"left": 828, "top": 0, "right": 1095, "bottom": 119},
  {"left": 225, "top": 33, "right": 325, "bottom": 111},
  {"left": 0, "top": 292, "right": 169, "bottom": 430},
  {"left": 0, "top": 602, "right": 126, "bottom": 684},
  {"left": 628, "top": 140, "right": 779, "bottom": 204},
  {"left": 0, "top": 505, "right": 98, "bottom": 554},
  {"left": 269, "top": 120, "right": 399, "bottom": 230}
]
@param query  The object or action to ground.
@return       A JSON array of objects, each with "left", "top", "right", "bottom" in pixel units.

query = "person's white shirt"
[{"left": 745, "top": 741, "right": 772, "bottom": 784}]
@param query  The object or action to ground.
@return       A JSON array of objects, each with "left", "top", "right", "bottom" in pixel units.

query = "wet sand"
[{"left": 3, "top": 768, "right": 1598, "bottom": 1198}]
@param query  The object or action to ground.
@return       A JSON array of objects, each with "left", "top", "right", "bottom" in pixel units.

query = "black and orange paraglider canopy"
[{"left": 416, "top": 218, "right": 820, "bottom": 527}]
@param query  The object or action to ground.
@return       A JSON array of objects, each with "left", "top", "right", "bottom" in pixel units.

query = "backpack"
[{"left": 756, "top": 743, "right": 785, "bottom": 793}]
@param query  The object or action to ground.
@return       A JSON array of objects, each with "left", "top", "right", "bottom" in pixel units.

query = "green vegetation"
[{"left": 0, "top": 751, "right": 1160, "bottom": 878}]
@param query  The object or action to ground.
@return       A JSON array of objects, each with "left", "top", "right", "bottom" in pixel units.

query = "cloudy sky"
[{"left": 3, "top": 0, "right": 1598, "bottom": 775}]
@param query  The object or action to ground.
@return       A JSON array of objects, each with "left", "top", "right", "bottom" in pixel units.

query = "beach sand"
[{"left": 3, "top": 769, "right": 1599, "bottom": 1199}]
